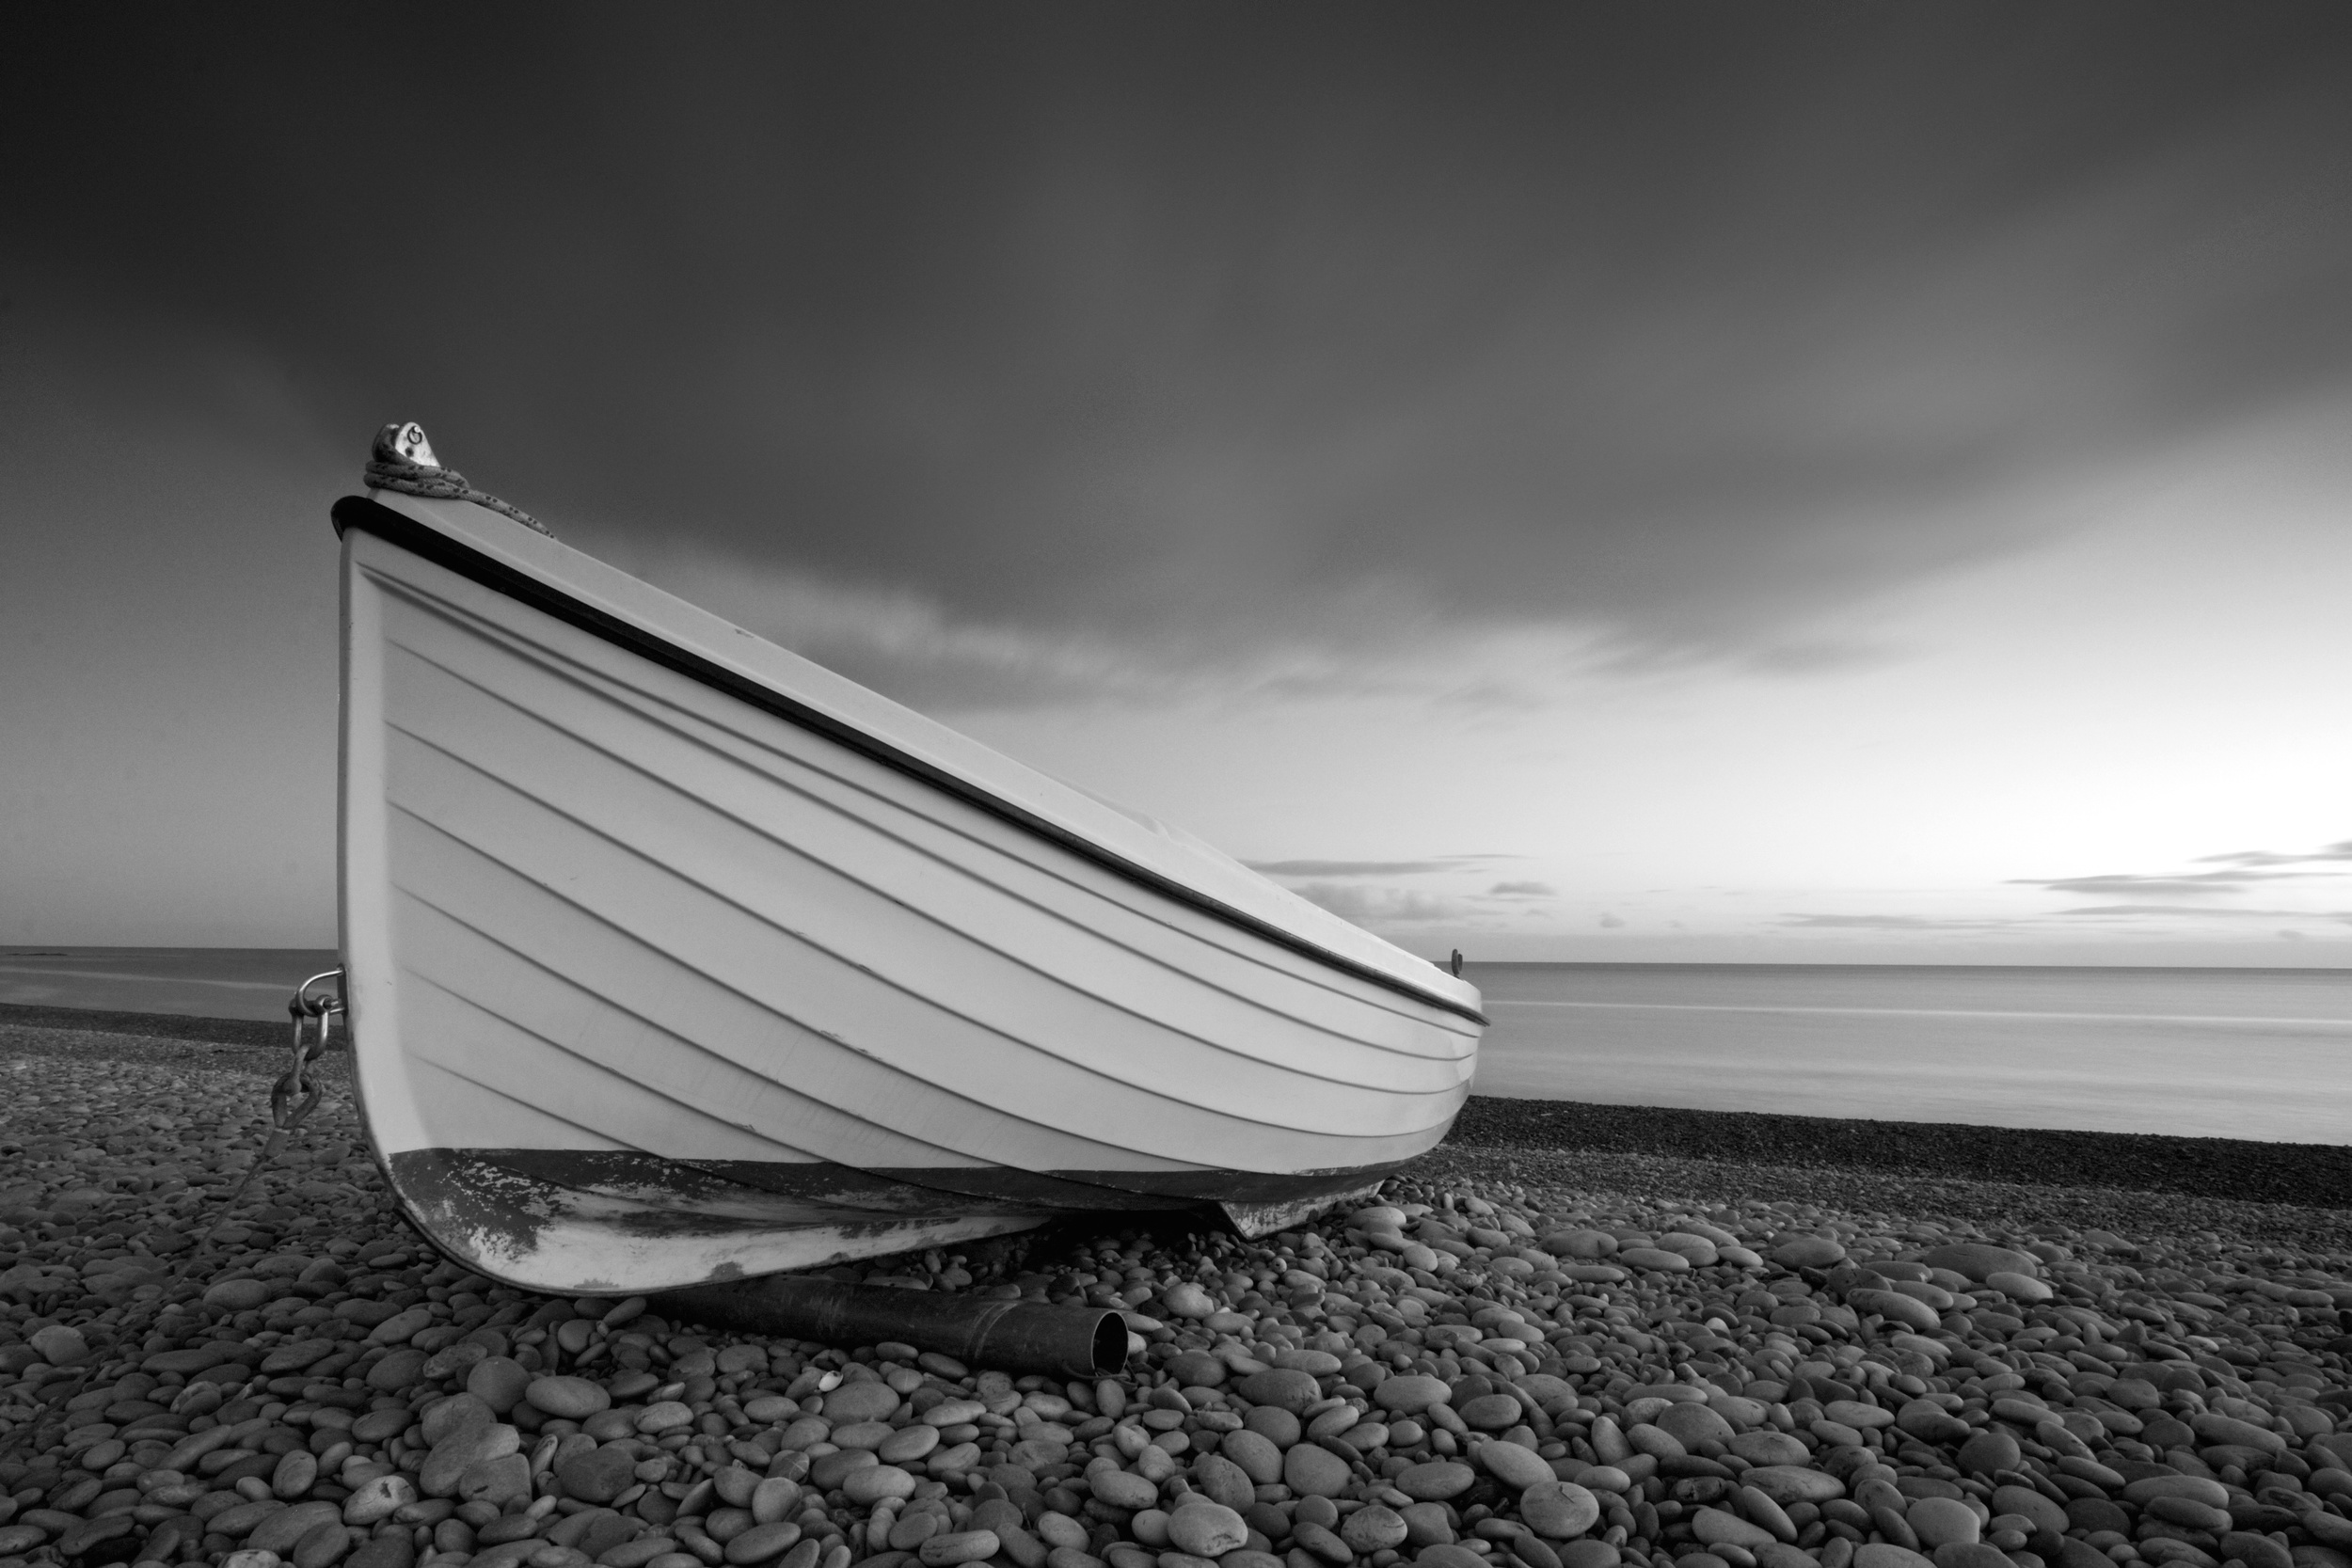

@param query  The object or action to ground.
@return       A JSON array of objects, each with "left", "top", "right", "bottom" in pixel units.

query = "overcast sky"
[{"left": 5, "top": 3, "right": 2350, "bottom": 962}]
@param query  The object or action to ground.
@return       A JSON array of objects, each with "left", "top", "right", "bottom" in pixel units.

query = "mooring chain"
[{"left": 212, "top": 968, "right": 344, "bottom": 1225}]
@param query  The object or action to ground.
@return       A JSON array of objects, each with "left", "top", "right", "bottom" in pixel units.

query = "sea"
[
  {"left": 5, "top": 948, "right": 2347, "bottom": 1147},
  {"left": 0, "top": 947, "right": 340, "bottom": 1023},
  {"left": 1473, "top": 962, "right": 2352, "bottom": 1147}
]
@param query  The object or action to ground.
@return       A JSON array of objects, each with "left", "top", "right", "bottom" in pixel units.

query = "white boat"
[{"left": 334, "top": 424, "right": 1484, "bottom": 1294}]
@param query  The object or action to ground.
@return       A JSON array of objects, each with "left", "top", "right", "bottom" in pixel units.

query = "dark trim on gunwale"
[{"left": 336, "top": 494, "right": 1485, "bottom": 1025}]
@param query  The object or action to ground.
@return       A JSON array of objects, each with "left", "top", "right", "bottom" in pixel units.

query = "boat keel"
[{"left": 1217, "top": 1178, "right": 1389, "bottom": 1239}]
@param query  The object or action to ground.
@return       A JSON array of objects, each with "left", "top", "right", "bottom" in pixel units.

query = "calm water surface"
[
  {"left": 0, "top": 947, "right": 341, "bottom": 1022},
  {"left": 1470, "top": 962, "right": 2352, "bottom": 1145}
]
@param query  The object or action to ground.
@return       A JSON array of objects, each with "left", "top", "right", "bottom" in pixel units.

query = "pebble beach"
[{"left": 5, "top": 1007, "right": 2351, "bottom": 1568}]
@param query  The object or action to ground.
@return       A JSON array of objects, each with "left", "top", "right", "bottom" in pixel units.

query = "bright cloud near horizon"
[{"left": 5, "top": 6, "right": 2351, "bottom": 964}]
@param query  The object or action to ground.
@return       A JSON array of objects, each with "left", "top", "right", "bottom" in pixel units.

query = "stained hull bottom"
[{"left": 386, "top": 1148, "right": 1405, "bottom": 1295}]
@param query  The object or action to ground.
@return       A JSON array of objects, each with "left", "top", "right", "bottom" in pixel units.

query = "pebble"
[
  {"left": 1855, "top": 1546, "right": 1935, "bottom": 1568},
  {"left": 820, "top": 1381, "right": 900, "bottom": 1423},
  {"left": 253, "top": 1501, "right": 348, "bottom": 1555},
  {"left": 342, "top": 1473, "right": 416, "bottom": 1524},
  {"left": 8, "top": 1039, "right": 2352, "bottom": 1568},
  {"left": 1159, "top": 1284, "right": 1216, "bottom": 1320},
  {"left": 556, "top": 1443, "right": 638, "bottom": 1504},
  {"left": 1904, "top": 1497, "right": 1979, "bottom": 1547},
  {"left": 1915, "top": 1244, "right": 2040, "bottom": 1283},
  {"left": 1375, "top": 1374, "right": 1454, "bottom": 1414},
  {"left": 1397, "top": 1461, "right": 1478, "bottom": 1500},
  {"left": 420, "top": 1421, "right": 519, "bottom": 1496},
  {"left": 1283, "top": 1441, "right": 1353, "bottom": 1497},
  {"left": 1990, "top": 1273, "right": 2056, "bottom": 1306},
  {"left": 524, "top": 1375, "right": 609, "bottom": 1418},
  {"left": 723, "top": 1521, "right": 805, "bottom": 1563},
  {"left": 1474, "top": 1437, "right": 1554, "bottom": 1489},
  {"left": 1774, "top": 1238, "right": 1851, "bottom": 1270},
  {"left": 1236, "top": 1368, "right": 1321, "bottom": 1412},
  {"left": 26, "top": 1323, "right": 88, "bottom": 1365},
  {"left": 916, "top": 1528, "right": 996, "bottom": 1564},
  {"left": 1617, "top": 1248, "right": 1693, "bottom": 1274},
  {"left": 1692, "top": 1505, "right": 1777, "bottom": 1549},
  {"left": 1848, "top": 1290, "right": 1943, "bottom": 1335},
  {"left": 1165, "top": 1502, "right": 1248, "bottom": 1557},
  {"left": 1523, "top": 1481, "right": 1602, "bottom": 1538}
]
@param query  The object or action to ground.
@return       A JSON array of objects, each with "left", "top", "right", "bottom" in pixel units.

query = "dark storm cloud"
[{"left": 9, "top": 5, "right": 2352, "bottom": 695}]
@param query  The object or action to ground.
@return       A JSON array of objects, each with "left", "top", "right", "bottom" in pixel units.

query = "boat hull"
[{"left": 338, "top": 496, "right": 1481, "bottom": 1293}]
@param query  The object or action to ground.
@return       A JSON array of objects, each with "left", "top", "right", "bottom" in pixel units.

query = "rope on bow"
[{"left": 364, "top": 421, "right": 554, "bottom": 537}]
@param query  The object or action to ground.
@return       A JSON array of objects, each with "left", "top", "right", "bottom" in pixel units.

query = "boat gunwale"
[{"left": 336, "top": 493, "right": 1487, "bottom": 1026}]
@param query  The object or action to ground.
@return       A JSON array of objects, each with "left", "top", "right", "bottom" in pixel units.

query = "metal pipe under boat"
[{"left": 650, "top": 1278, "right": 1130, "bottom": 1378}]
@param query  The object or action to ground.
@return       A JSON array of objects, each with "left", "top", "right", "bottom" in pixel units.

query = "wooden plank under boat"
[{"left": 332, "top": 427, "right": 1485, "bottom": 1294}]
